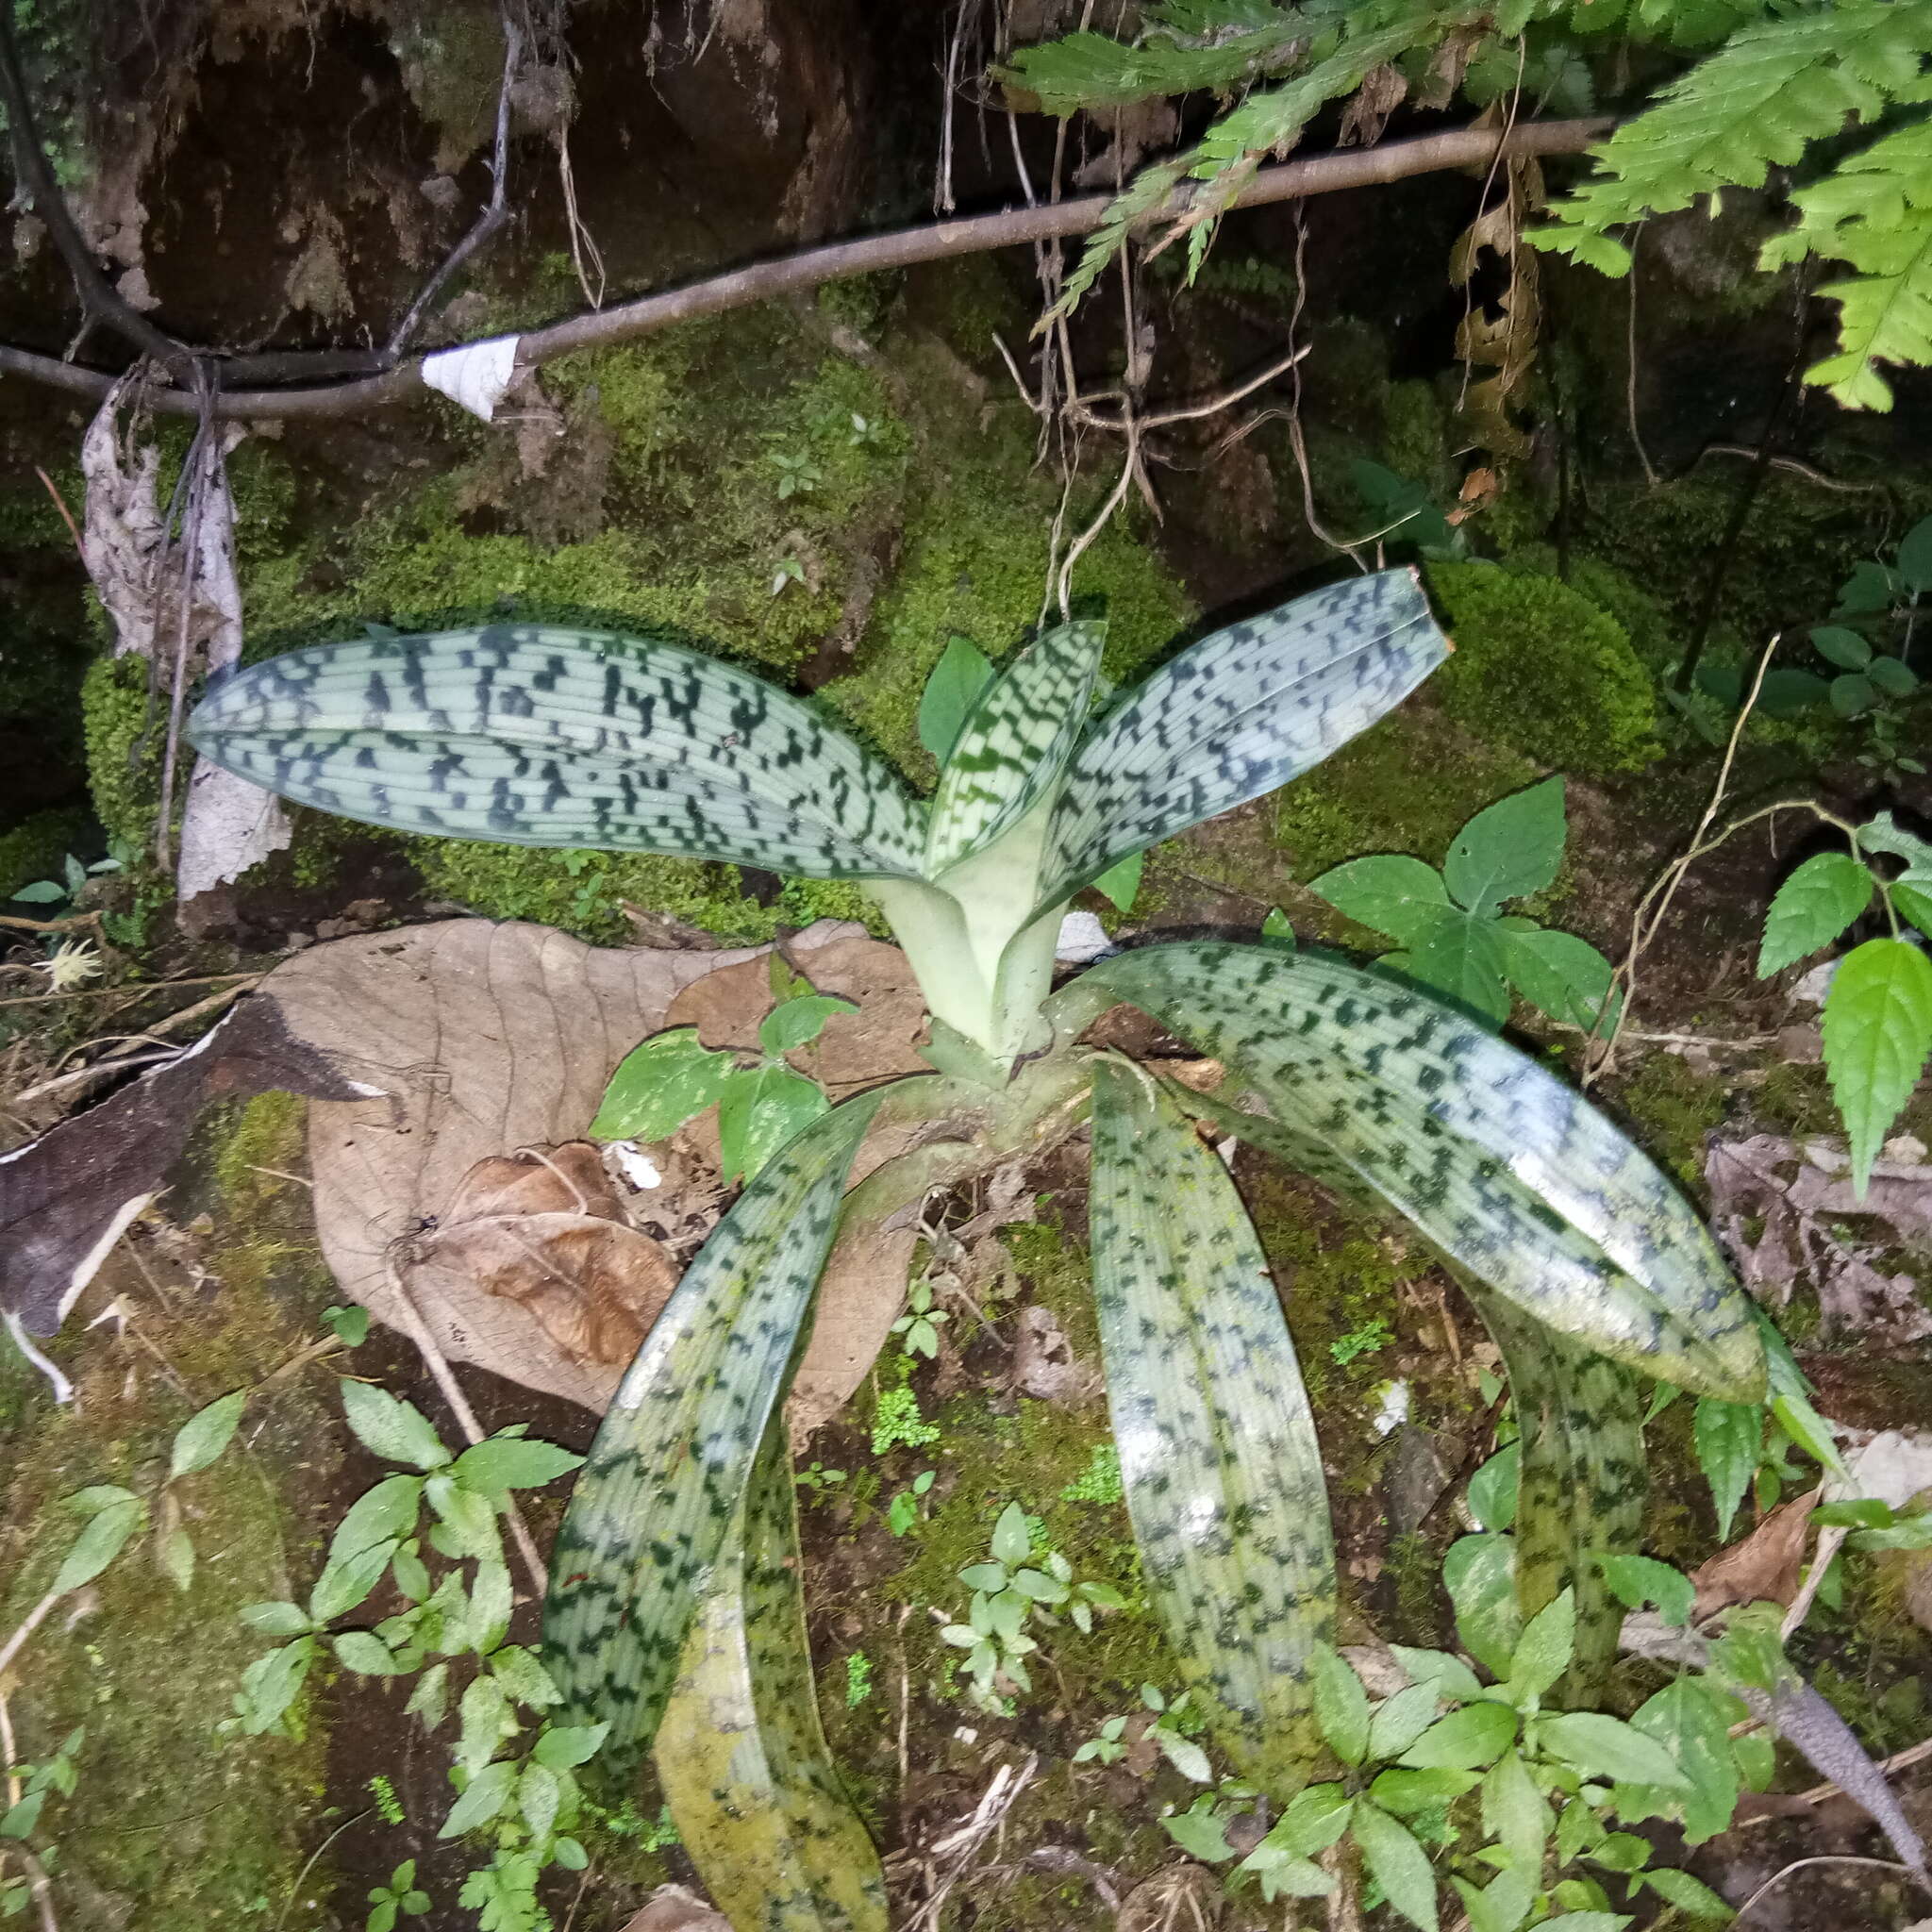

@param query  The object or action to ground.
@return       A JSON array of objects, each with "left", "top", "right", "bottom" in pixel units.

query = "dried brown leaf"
[
  {"left": 618, "top": 1887, "right": 732, "bottom": 1932},
  {"left": 1691, "top": 1485, "right": 1822, "bottom": 1620}
]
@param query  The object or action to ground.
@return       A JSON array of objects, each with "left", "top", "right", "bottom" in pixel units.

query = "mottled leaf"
[
  {"left": 1080, "top": 943, "right": 1765, "bottom": 1402},
  {"left": 656, "top": 1426, "right": 888, "bottom": 1931},
  {"left": 1088, "top": 1059, "right": 1335, "bottom": 1794},
  {"left": 717, "top": 1062, "right": 829, "bottom": 1184},
  {"left": 1040, "top": 571, "right": 1449, "bottom": 909},
  {"left": 543, "top": 1090, "right": 883, "bottom": 1768},
  {"left": 926, "top": 623, "right": 1103, "bottom": 875},
  {"left": 189, "top": 625, "right": 928, "bottom": 880},
  {"left": 1351, "top": 1799, "right": 1440, "bottom": 1932},
  {"left": 591, "top": 1028, "right": 740, "bottom": 1142}
]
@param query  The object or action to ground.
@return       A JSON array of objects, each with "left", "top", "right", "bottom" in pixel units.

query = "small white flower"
[{"left": 42, "top": 941, "right": 101, "bottom": 991}]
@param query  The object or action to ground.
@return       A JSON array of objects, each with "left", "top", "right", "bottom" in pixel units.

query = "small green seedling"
[{"left": 366, "top": 1860, "right": 430, "bottom": 1932}]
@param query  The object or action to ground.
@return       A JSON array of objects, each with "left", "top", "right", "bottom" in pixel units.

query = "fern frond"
[
  {"left": 1048, "top": 0, "right": 1455, "bottom": 317},
  {"left": 1539, "top": 1, "right": 1932, "bottom": 274},
  {"left": 1764, "top": 116, "right": 1932, "bottom": 410},
  {"left": 998, "top": 2, "right": 1306, "bottom": 114}
]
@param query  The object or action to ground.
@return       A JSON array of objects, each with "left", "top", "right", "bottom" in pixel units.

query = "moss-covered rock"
[
  {"left": 0, "top": 806, "right": 89, "bottom": 896},
  {"left": 81, "top": 653, "right": 163, "bottom": 853},
  {"left": 1426, "top": 559, "right": 1663, "bottom": 775}
]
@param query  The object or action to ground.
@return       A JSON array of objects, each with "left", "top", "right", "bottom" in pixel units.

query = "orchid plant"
[{"left": 190, "top": 568, "right": 1763, "bottom": 1931}]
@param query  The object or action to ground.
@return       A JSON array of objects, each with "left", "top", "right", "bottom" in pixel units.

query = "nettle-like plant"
[{"left": 190, "top": 570, "right": 1765, "bottom": 1930}]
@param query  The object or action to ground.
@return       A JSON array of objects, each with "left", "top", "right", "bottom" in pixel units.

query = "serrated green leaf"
[
  {"left": 917, "top": 635, "right": 995, "bottom": 762},
  {"left": 1397, "top": 1701, "right": 1518, "bottom": 1772},
  {"left": 188, "top": 625, "right": 929, "bottom": 880},
  {"left": 1351, "top": 1800, "right": 1440, "bottom": 1932},
  {"left": 1758, "top": 853, "right": 1874, "bottom": 976},
  {"left": 1823, "top": 936, "right": 1932, "bottom": 1192},
  {"left": 1310, "top": 1644, "right": 1371, "bottom": 1766},
  {"left": 759, "top": 994, "right": 858, "bottom": 1057},
  {"left": 1693, "top": 1398, "right": 1760, "bottom": 1541},
  {"left": 1442, "top": 777, "right": 1566, "bottom": 916},
  {"left": 544, "top": 1091, "right": 883, "bottom": 1769},
  {"left": 1897, "top": 879, "right": 1932, "bottom": 940},
  {"left": 452, "top": 1436, "right": 584, "bottom": 1501},
  {"left": 1041, "top": 571, "right": 1449, "bottom": 909},
  {"left": 1088, "top": 1059, "right": 1334, "bottom": 1794},
  {"left": 1307, "top": 855, "right": 1452, "bottom": 946},
  {"left": 1539, "top": 1711, "right": 1691, "bottom": 1789},
  {"left": 310, "top": 1539, "right": 397, "bottom": 1625},
  {"left": 657, "top": 1426, "right": 888, "bottom": 1930},
  {"left": 340, "top": 1380, "right": 449, "bottom": 1471},
  {"left": 717, "top": 1062, "right": 830, "bottom": 1184},
  {"left": 1643, "top": 1865, "right": 1737, "bottom": 1920},
  {"left": 1077, "top": 943, "right": 1765, "bottom": 1403},
  {"left": 1501, "top": 926, "right": 1622, "bottom": 1033},
  {"left": 591, "top": 1028, "right": 740, "bottom": 1141},
  {"left": 927, "top": 622, "right": 1104, "bottom": 875},
  {"left": 168, "top": 1389, "right": 246, "bottom": 1480}
]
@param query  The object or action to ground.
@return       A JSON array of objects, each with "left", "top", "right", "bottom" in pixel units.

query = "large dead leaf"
[
  {"left": 1690, "top": 1485, "right": 1821, "bottom": 1620},
  {"left": 4, "top": 917, "right": 932, "bottom": 1430},
  {"left": 0, "top": 997, "right": 367, "bottom": 1343},
  {"left": 1708, "top": 1134, "right": 1932, "bottom": 1345},
  {"left": 401, "top": 1143, "right": 679, "bottom": 1374}
]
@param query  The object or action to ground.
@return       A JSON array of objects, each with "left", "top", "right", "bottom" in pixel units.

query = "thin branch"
[
  {"left": 1624, "top": 225, "right": 1658, "bottom": 488},
  {"left": 0, "top": 118, "right": 1613, "bottom": 420},
  {"left": 1733, "top": 1856, "right": 1924, "bottom": 1925},
  {"left": 385, "top": 12, "right": 524, "bottom": 357},
  {"left": 383, "top": 1261, "right": 548, "bottom": 1594}
]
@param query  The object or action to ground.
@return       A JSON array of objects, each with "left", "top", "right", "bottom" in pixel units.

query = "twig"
[
  {"left": 383, "top": 1262, "right": 548, "bottom": 1593},
  {"left": 386, "top": 12, "right": 524, "bottom": 356},
  {"left": 1733, "top": 1855, "right": 1925, "bottom": 1924},
  {"left": 0, "top": 971, "right": 258, "bottom": 1008},
  {"left": 1584, "top": 631, "right": 1787, "bottom": 1085},
  {"left": 0, "top": 119, "right": 1615, "bottom": 420},
  {"left": 1285, "top": 208, "right": 1370, "bottom": 571},
  {"left": 7, "top": 1049, "right": 176, "bottom": 1109},
  {"left": 272, "top": 1809, "right": 371, "bottom": 1932},
  {"left": 0, "top": 909, "right": 103, "bottom": 934},
  {"left": 905, "top": 1755, "right": 1040, "bottom": 1932},
  {"left": 1624, "top": 225, "right": 1657, "bottom": 489},
  {"left": 0, "top": 1590, "right": 64, "bottom": 1682},
  {"left": 31, "top": 467, "right": 82, "bottom": 558},
  {"left": 1694, "top": 445, "right": 1888, "bottom": 496},
  {"left": 1067, "top": 339, "right": 1309, "bottom": 433}
]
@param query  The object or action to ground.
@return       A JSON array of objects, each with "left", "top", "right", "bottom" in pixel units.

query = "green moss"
[
  {"left": 1501, "top": 545, "right": 1681, "bottom": 671},
  {"left": 1383, "top": 379, "right": 1454, "bottom": 503},
  {"left": 0, "top": 1240, "right": 338, "bottom": 1929},
  {"left": 211, "top": 1092, "right": 309, "bottom": 1217},
  {"left": 1426, "top": 560, "right": 1663, "bottom": 775},
  {"left": 0, "top": 806, "right": 89, "bottom": 896},
  {"left": 1610, "top": 1052, "right": 1730, "bottom": 1194},
  {"left": 1274, "top": 704, "right": 1540, "bottom": 880},
  {"left": 82, "top": 653, "right": 163, "bottom": 851}
]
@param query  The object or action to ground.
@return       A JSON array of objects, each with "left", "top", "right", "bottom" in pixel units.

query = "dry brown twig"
[{"left": 903, "top": 1754, "right": 1041, "bottom": 1932}]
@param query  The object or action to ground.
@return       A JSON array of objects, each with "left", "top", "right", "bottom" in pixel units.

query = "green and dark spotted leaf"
[
  {"left": 542, "top": 1090, "right": 884, "bottom": 1767},
  {"left": 189, "top": 625, "right": 928, "bottom": 879},
  {"left": 656, "top": 1426, "right": 887, "bottom": 1932},
  {"left": 925, "top": 622, "right": 1104, "bottom": 875},
  {"left": 1089, "top": 1058, "right": 1336, "bottom": 1795},
  {"left": 1474, "top": 1288, "right": 1645, "bottom": 1695},
  {"left": 1077, "top": 943, "right": 1765, "bottom": 1403},
  {"left": 1038, "top": 570, "right": 1449, "bottom": 911}
]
